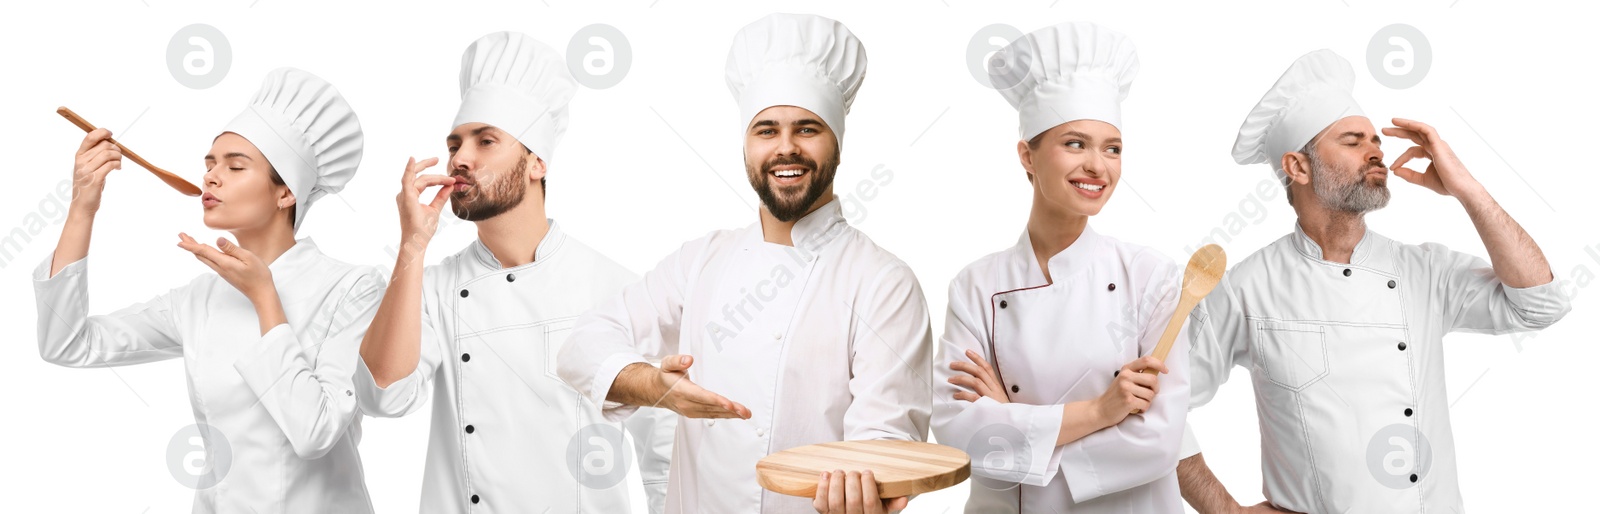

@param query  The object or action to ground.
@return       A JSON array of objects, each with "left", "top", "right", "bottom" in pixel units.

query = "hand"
[
  {"left": 948, "top": 349, "right": 1009, "bottom": 404},
  {"left": 1236, "top": 500, "right": 1303, "bottom": 514},
  {"left": 813, "top": 470, "right": 908, "bottom": 514},
  {"left": 1095, "top": 356, "right": 1167, "bottom": 425},
  {"left": 396, "top": 157, "right": 455, "bottom": 248},
  {"left": 1382, "top": 118, "right": 1485, "bottom": 200},
  {"left": 70, "top": 128, "right": 122, "bottom": 215},
  {"left": 177, "top": 233, "right": 275, "bottom": 302},
  {"left": 649, "top": 355, "right": 751, "bottom": 419}
]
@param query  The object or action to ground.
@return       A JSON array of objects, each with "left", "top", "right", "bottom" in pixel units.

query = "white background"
[{"left": 2, "top": 0, "right": 1596, "bottom": 512}]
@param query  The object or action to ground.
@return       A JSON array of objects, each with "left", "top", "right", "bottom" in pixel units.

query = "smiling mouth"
[
  {"left": 768, "top": 167, "right": 810, "bottom": 187},
  {"left": 1070, "top": 180, "right": 1105, "bottom": 192}
]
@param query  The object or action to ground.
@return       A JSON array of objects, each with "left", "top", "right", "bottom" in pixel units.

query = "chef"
[
  {"left": 352, "top": 32, "right": 674, "bottom": 514},
  {"left": 35, "top": 68, "right": 380, "bottom": 512},
  {"left": 1175, "top": 50, "right": 1572, "bottom": 513},
  {"left": 932, "top": 22, "right": 1189, "bottom": 513},
  {"left": 556, "top": 13, "right": 933, "bottom": 514}
]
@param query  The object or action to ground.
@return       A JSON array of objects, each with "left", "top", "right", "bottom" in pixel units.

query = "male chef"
[
  {"left": 557, "top": 13, "right": 933, "bottom": 514},
  {"left": 354, "top": 32, "right": 674, "bottom": 513},
  {"left": 1176, "top": 49, "right": 1572, "bottom": 513}
]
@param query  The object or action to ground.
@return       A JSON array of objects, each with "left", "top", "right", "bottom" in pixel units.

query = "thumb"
[
  {"left": 660, "top": 354, "right": 693, "bottom": 373},
  {"left": 217, "top": 238, "right": 249, "bottom": 259}
]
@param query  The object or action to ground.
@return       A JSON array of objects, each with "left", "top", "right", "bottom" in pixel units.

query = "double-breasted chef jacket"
[
  {"left": 558, "top": 198, "right": 934, "bottom": 514},
  {"left": 34, "top": 239, "right": 382, "bottom": 513},
  {"left": 354, "top": 220, "right": 675, "bottom": 514},
  {"left": 933, "top": 225, "right": 1190, "bottom": 513},
  {"left": 1183, "top": 223, "right": 1572, "bottom": 512}
]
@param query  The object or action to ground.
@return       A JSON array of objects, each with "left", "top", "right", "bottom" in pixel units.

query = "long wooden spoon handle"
[
  {"left": 58, "top": 107, "right": 154, "bottom": 171},
  {"left": 57, "top": 107, "right": 202, "bottom": 196}
]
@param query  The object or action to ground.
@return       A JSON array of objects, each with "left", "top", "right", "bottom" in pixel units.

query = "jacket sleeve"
[
  {"left": 1057, "top": 260, "right": 1190, "bottom": 503},
  {"left": 1181, "top": 270, "right": 1249, "bottom": 459},
  {"left": 34, "top": 256, "right": 184, "bottom": 367},
  {"left": 624, "top": 401, "right": 677, "bottom": 514},
  {"left": 233, "top": 268, "right": 383, "bottom": 460},
  {"left": 931, "top": 274, "right": 1066, "bottom": 487},
  {"left": 843, "top": 261, "right": 933, "bottom": 444},
  {"left": 353, "top": 269, "right": 447, "bottom": 418},
  {"left": 559, "top": 240, "right": 699, "bottom": 422},
  {"left": 1424, "top": 243, "right": 1572, "bottom": 335}
]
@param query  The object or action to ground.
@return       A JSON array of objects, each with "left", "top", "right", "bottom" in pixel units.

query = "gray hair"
[{"left": 1283, "top": 139, "right": 1318, "bottom": 206}]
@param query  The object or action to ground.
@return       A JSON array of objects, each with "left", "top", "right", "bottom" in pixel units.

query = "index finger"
[
  {"left": 412, "top": 174, "right": 456, "bottom": 191},
  {"left": 1129, "top": 355, "right": 1168, "bottom": 374},
  {"left": 402, "top": 157, "right": 439, "bottom": 185},
  {"left": 1390, "top": 117, "right": 1435, "bottom": 137},
  {"left": 78, "top": 128, "right": 112, "bottom": 153},
  {"left": 674, "top": 384, "right": 749, "bottom": 418},
  {"left": 1381, "top": 126, "right": 1426, "bottom": 144},
  {"left": 964, "top": 349, "right": 992, "bottom": 370}
]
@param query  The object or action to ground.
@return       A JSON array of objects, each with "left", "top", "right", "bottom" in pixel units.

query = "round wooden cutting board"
[{"left": 756, "top": 440, "right": 971, "bottom": 499}]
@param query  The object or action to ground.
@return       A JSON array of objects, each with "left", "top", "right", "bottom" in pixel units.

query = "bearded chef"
[
  {"left": 932, "top": 21, "right": 1190, "bottom": 513},
  {"left": 1175, "top": 50, "right": 1572, "bottom": 513},
  {"left": 353, "top": 32, "right": 674, "bottom": 514},
  {"left": 36, "top": 68, "right": 380, "bottom": 512},
  {"left": 557, "top": 13, "right": 933, "bottom": 514}
]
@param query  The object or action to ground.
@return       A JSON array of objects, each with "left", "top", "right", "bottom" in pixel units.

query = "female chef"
[
  {"left": 33, "top": 68, "right": 380, "bottom": 513},
  {"left": 931, "top": 22, "right": 1190, "bottom": 513}
]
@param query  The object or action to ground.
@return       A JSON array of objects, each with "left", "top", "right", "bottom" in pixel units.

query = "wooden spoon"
[
  {"left": 57, "top": 107, "right": 202, "bottom": 197},
  {"left": 1133, "top": 244, "right": 1226, "bottom": 412}
]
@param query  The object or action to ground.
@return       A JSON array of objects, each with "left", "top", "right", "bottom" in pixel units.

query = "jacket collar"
[
  {"left": 750, "top": 196, "right": 849, "bottom": 253},
  {"left": 1011, "top": 224, "right": 1104, "bottom": 286},
  {"left": 469, "top": 219, "right": 567, "bottom": 270},
  {"left": 267, "top": 237, "right": 319, "bottom": 280},
  {"left": 1290, "top": 221, "right": 1376, "bottom": 266}
]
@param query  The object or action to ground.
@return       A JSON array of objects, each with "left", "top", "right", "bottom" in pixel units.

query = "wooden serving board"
[{"left": 756, "top": 440, "right": 970, "bottom": 499}]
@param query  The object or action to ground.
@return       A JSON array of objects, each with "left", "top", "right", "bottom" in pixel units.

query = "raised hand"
[
  {"left": 70, "top": 128, "right": 122, "bottom": 216},
  {"left": 396, "top": 157, "right": 456, "bottom": 249},
  {"left": 176, "top": 233, "right": 275, "bottom": 301},
  {"left": 1382, "top": 118, "right": 1485, "bottom": 199}
]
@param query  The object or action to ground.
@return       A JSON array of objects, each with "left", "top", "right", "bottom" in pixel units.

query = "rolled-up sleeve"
[
  {"left": 353, "top": 270, "right": 447, "bottom": 418},
  {"left": 559, "top": 240, "right": 700, "bottom": 422},
  {"left": 1426, "top": 243, "right": 1572, "bottom": 334}
]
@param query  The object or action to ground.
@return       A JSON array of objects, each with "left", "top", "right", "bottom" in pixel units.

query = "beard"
[
  {"left": 746, "top": 149, "right": 839, "bottom": 222},
  {"left": 1309, "top": 152, "right": 1390, "bottom": 214},
  {"left": 450, "top": 156, "right": 528, "bottom": 222}
]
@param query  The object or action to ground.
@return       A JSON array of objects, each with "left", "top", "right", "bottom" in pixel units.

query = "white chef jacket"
[
  {"left": 932, "top": 226, "right": 1189, "bottom": 513},
  {"left": 1183, "top": 223, "right": 1572, "bottom": 513},
  {"left": 557, "top": 198, "right": 934, "bottom": 514},
  {"left": 33, "top": 239, "right": 381, "bottom": 514},
  {"left": 354, "top": 220, "right": 674, "bottom": 514}
]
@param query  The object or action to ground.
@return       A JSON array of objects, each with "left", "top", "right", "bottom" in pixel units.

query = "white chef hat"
[
  {"left": 993, "top": 21, "right": 1139, "bottom": 141},
  {"left": 725, "top": 13, "right": 867, "bottom": 143},
  {"left": 1232, "top": 49, "right": 1365, "bottom": 180},
  {"left": 221, "top": 67, "right": 363, "bottom": 231},
  {"left": 453, "top": 31, "right": 576, "bottom": 162}
]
